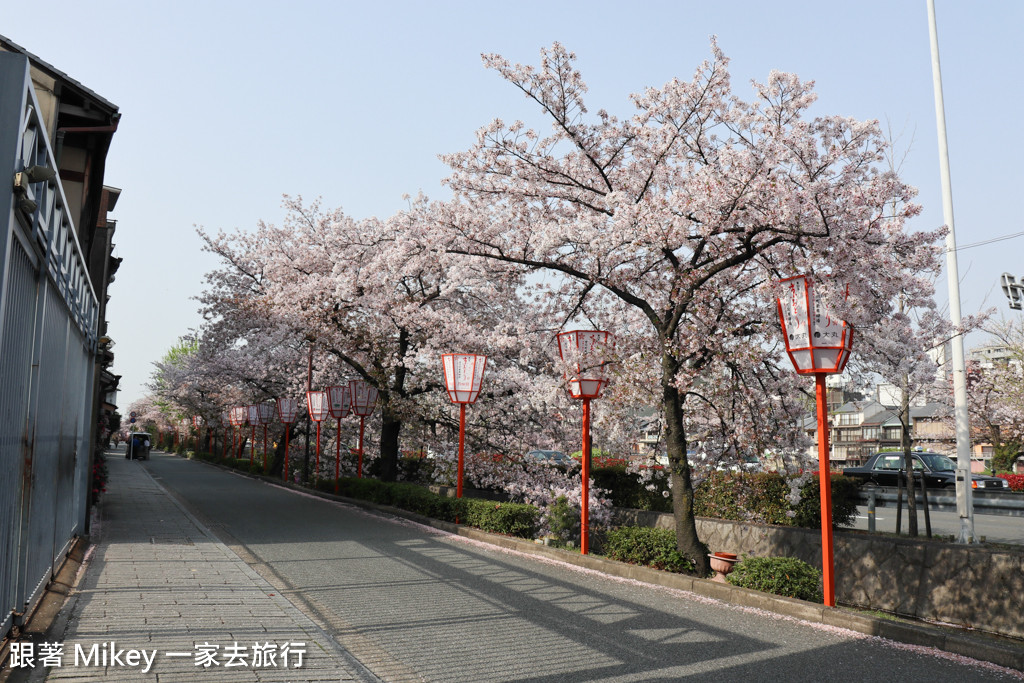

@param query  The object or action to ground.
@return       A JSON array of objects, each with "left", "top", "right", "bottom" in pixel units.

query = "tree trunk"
[
  {"left": 379, "top": 408, "right": 402, "bottom": 482},
  {"left": 662, "top": 355, "right": 710, "bottom": 576},
  {"left": 900, "top": 373, "right": 918, "bottom": 536}
]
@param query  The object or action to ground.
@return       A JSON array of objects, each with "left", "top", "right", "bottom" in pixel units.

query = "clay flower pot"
[{"left": 709, "top": 552, "right": 739, "bottom": 582}]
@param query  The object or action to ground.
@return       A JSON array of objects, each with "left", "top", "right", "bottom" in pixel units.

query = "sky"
[{"left": 4, "top": 0, "right": 1023, "bottom": 409}]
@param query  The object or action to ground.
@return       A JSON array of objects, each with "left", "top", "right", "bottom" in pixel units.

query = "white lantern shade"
[
  {"left": 229, "top": 406, "right": 248, "bottom": 427},
  {"left": 221, "top": 412, "right": 231, "bottom": 427},
  {"left": 257, "top": 402, "right": 276, "bottom": 425},
  {"left": 326, "top": 385, "right": 352, "bottom": 419},
  {"left": 276, "top": 397, "right": 299, "bottom": 424},
  {"left": 246, "top": 404, "right": 260, "bottom": 426},
  {"left": 777, "top": 275, "right": 854, "bottom": 375},
  {"left": 349, "top": 379, "right": 378, "bottom": 417},
  {"left": 556, "top": 330, "right": 613, "bottom": 399},
  {"left": 306, "top": 390, "right": 330, "bottom": 422},
  {"left": 441, "top": 353, "right": 487, "bottom": 404},
  {"left": 193, "top": 415, "right": 203, "bottom": 428}
]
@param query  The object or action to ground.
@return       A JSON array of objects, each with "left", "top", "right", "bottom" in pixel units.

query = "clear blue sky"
[{"left": 5, "top": 0, "right": 1023, "bottom": 408}]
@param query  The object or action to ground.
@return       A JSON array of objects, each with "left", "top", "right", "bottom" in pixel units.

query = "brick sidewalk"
[{"left": 11, "top": 451, "right": 377, "bottom": 682}]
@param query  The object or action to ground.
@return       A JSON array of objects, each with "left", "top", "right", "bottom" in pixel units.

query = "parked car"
[
  {"left": 526, "top": 449, "right": 572, "bottom": 465},
  {"left": 842, "top": 451, "right": 1009, "bottom": 490},
  {"left": 126, "top": 432, "right": 151, "bottom": 460}
]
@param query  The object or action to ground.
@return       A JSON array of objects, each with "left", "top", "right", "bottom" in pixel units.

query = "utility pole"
[{"left": 927, "top": 0, "right": 974, "bottom": 543}]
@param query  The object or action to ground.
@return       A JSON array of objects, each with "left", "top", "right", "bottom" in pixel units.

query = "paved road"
[
  {"left": 851, "top": 505, "right": 1024, "bottom": 544},
  {"left": 125, "top": 452, "right": 1020, "bottom": 682}
]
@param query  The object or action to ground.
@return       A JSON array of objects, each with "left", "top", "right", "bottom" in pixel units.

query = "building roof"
[{"left": 0, "top": 34, "right": 119, "bottom": 115}]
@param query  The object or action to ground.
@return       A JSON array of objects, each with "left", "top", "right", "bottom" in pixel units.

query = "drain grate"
[{"left": 150, "top": 537, "right": 195, "bottom": 545}]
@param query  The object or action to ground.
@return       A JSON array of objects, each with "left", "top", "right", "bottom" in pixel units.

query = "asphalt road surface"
[
  {"left": 851, "top": 505, "right": 1024, "bottom": 545},
  {"left": 136, "top": 453, "right": 1020, "bottom": 682}
]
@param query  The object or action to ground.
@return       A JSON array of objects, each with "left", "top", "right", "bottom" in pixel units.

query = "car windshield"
[{"left": 918, "top": 454, "right": 956, "bottom": 471}]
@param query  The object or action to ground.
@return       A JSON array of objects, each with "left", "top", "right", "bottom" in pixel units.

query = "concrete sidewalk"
[{"left": 7, "top": 450, "right": 378, "bottom": 682}]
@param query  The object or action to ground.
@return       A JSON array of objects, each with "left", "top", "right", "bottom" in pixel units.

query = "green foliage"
[
  {"left": 330, "top": 478, "right": 539, "bottom": 537},
  {"left": 726, "top": 556, "right": 822, "bottom": 602},
  {"left": 546, "top": 495, "right": 579, "bottom": 542},
  {"left": 460, "top": 499, "right": 538, "bottom": 538},
  {"left": 592, "top": 465, "right": 671, "bottom": 512},
  {"left": 603, "top": 527, "right": 695, "bottom": 573},
  {"left": 693, "top": 471, "right": 858, "bottom": 528},
  {"left": 792, "top": 475, "right": 860, "bottom": 528},
  {"left": 992, "top": 442, "right": 1022, "bottom": 474},
  {"left": 397, "top": 456, "right": 437, "bottom": 484}
]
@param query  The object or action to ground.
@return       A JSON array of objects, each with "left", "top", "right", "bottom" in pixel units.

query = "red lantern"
[
  {"left": 441, "top": 354, "right": 487, "bottom": 404},
  {"left": 556, "top": 330, "right": 613, "bottom": 555},
  {"left": 776, "top": 275, "right": 854, "bottom": 608},
  {"left": 326, "top": 385, "right": 351, "bottom": 490},
  {"left": 556, "top": 330, "right": 613, "bottom": 399},
  {"left": 326, "top": 385, "right": 352, "bottom": 419},
  {"left": 277, "top": 397, "right": 299, "bottom": 483},
  {"left": 777, "top": 275, "right": 854, "bottom": 374},
  {"left": 440, "top": 354, "right": 488, "bottom": 501},
  {"left": 348, "top": 380, "right": 378, "bottom": 479},
  {"left": 307, "top": 391, "right": 330, "bottom": 481},
  {"left": 349, "top": 380, "right": 378, "bottom": 417}
]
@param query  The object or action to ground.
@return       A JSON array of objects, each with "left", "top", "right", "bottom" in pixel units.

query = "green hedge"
[
  {"left": 693, "top": 471, "right": 859, "bottom": 528},
  {"left": 726, "top": 556, "right": 822, "bottom": 602},
  {"left": 321, "top": 477, "right": 539, "bottom": 538},
  {"left": 592, "top": 465, "right": 671, "bottom": 512},
  {"left": 603, "top": 527, "right": 695, "bottom": 573}
]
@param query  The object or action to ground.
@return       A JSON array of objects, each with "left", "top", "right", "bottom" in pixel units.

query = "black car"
[{"left": 843, "top": 451, "right": 1009, "bottom": 490}]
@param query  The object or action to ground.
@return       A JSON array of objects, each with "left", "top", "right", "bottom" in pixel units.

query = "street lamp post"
[
  {"left": 327, "top": 384, "right": 352, "bottom": 492},
  {"left": 441, "top": 354, "right": 488, "bottom": 500},
  {"left": 557, "top": 330, "right": 613, "bottom": 555},
  {"left": 777, "top": 275, "right": 854, "bottom": 607},
  {"left": 258, "top": 402, "right": 275, "bottom": 472},
  {"left": 276, "top": 397, "right": 298, "bottom": 482},
  {"left": 306, "top": 390, "right": 330, "bottom": 483},
  {"left": 348, "top": 380, "right": 378, "bottom": 479}
]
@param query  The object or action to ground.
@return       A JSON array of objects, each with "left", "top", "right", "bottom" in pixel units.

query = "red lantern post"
[
  {"left": 348, "top": 380, "right": 378, "bottom": 479},
  {"left": 277, "top": 398, "right": 299, "bottom": 482},
  {"left": 441, "top": 354, "right": 488, "bottom": 500},
  {"left": 327, "top": 385, "right": 352, "bottom": 491},
  {"left": 306, "top": 390, "right": 330, "bottom": 482},
  {"left": 229, "top": 407, "right": 247, "bottom": 461},
  {"left": 777, "top": 275, "right": 854, "bottom": 607},
  {"left": 258, "top": 402, "right": 276, "bottom": 472},
  {"left": 557, "top": 330, "right": 613, "bottom": 555}
]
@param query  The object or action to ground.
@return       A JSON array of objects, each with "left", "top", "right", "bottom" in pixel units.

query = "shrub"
[
  {"left": 460, "top": 499, "right": 538, "bottom": 538},
  {"left": 726, "top": 556, "right": 822, "bottom": 602},
  {"left": 693, "top": 471, "right": 858, "bottom": 528},
  {"left": 792, "top": 475, "right": 860, "bottom": 528},
  {"left": 998, "top": 474, "right": 1024, "bottom": 492},
  {"left": 592, "top": 465, "right": 671, "bottom": 512},
  {"left": 603, "top": 527, "right": 695, "bottom": 573}
]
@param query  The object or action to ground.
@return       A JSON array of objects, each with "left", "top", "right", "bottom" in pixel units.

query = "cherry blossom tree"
[
  {"left": 197, "top": 196, "right": 573, "bottom": 482},
  {"left": 439, "top": 42, "right": 945, "bottom": 573},
  {"left": 966, "top": 318, "right": 1024, "bottom": 472}
]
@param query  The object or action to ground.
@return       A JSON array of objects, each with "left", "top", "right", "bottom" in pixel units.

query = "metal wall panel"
[
  {"left": 0, "top": 53, "right": 99, "bottom": 634},
  {"left": 0, "top": 238, "right": 37, "bottom": 637}
]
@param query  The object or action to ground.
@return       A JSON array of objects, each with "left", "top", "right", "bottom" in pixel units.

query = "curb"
[{"left": 182, "top": 453, "right": 1024, "bottom": 673}]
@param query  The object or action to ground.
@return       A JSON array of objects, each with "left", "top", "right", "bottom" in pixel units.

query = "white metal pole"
[{"left": 927, "top": 0, "right": 974, "bottom": 542}]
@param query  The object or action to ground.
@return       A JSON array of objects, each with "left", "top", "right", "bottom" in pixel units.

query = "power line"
[{"left": 953, "top": 229, "right": 1024, "bottom": 252}]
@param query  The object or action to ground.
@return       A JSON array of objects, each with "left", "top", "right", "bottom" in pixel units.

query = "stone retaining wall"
[{"left": 613, "top": 508, "right": 1024, "bottom": 639}]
